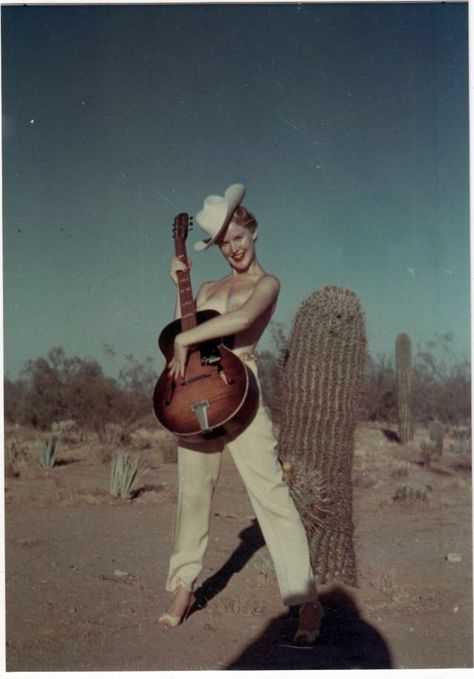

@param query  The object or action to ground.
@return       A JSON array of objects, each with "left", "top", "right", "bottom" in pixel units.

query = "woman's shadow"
[
  {"left": 190, "top": 519, "right": 266, "bottom": 611},
  {"left": 189, "top": 520, "right": 392, "bottom": 670},
  {"left": 225, "top": 584, "right": 393, "bottom": 670}
]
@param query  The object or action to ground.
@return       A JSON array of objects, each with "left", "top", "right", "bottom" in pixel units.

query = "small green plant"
[
  {"left": 110, "top": 449, "right": 147, "bottom": 500},
  {"left": 37, "top": 435, "right": 59, "bottom": 469}
]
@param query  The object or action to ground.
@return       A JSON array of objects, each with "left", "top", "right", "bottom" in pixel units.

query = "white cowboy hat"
[{"left": 193, "top": 183, "right": 246, "bottom": 251}]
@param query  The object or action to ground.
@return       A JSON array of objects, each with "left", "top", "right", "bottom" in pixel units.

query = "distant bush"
[
  {"left": 4, "top": 347, "right": 159, "bottom": 440},
  {"left": 4, "top": 331, "right": 470, "bottom": 437},
  {"left": 363, "top": 336, "right": 470, "bottom": 426},
  {"left": 259, "top": 326, "right": 470, "bottom": 428}
]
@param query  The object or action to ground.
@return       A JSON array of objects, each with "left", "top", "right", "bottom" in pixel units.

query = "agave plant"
[
  {"left": 110, "top": 449, "right": 147, "bottom": 500},
  {"left": 37, "top": 435, "right": 59, "bottom": 469}
]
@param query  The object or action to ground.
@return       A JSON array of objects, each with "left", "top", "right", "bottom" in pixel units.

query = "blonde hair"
[{"left": 231, "top": 205, "right": 258, "bottom": 233}]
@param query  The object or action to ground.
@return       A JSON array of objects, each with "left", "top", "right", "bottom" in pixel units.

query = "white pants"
[{"left": 165, "top": 358, "right": 318, "bottom": 606}]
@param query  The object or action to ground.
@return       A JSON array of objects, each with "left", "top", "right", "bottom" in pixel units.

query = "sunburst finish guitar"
[{"left": 153, "top": 213, "right": 259, "bottom": 442}]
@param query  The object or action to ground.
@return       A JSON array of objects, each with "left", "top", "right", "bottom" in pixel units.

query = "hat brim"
[{"left": 193, "top": 183, "right": 246, "bottom": 251}]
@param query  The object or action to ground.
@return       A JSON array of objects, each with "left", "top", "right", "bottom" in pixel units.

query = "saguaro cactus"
[
  {"left": 278, "top": 285, "right": 366, "bottom": 587},
  {"left": 395, "top": 333, "right": 413, "bottom": 444}
]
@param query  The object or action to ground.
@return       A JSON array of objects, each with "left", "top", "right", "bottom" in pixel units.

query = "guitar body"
[{"left": 153, "top": 310, "right": 259, "bottom": 442}]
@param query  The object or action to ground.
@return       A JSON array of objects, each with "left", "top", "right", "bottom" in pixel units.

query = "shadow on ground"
[
  {"left": 186, "top": 520, "right": 392, "bottom": 669},
  {"left": 224, "top": 585, "right": 393, "bottom": 670},
  {"left": 191, "top": 520, "right": 265, "bottom": 613}
]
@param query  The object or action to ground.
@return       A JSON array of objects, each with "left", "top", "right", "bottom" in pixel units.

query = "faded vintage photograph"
[{"left": 2, "top": 1, "right": 472, "bottom": 671}]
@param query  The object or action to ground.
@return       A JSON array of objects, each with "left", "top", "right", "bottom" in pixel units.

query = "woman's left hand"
[{"left": 168, "top": 334, "right": 189, "bottom": 380}]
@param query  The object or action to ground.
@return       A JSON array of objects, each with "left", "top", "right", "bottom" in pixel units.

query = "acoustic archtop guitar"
[{"left": 153, "top": 213, "right": 258, "bottom": 442}]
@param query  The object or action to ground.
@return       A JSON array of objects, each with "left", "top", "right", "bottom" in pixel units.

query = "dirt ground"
[{"left": 4, "top": 420, "right": 473, "bottom": 671}]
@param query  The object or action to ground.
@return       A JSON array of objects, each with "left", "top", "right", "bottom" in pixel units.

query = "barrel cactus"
[
  {"left": 278, "top": 285, "right": 366, "bottom": 587},
  {"left": 395, "top": 333, "right": 413, "bottom": 444}
]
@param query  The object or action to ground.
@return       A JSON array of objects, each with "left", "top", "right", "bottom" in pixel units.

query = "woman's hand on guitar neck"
[{"left": 169, "top": 256, "right": 191, "bottom": 285}]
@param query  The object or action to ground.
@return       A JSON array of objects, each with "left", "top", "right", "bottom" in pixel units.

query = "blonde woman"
[{"left": 159, "top": 184, "right": 323, "bottom": 645}]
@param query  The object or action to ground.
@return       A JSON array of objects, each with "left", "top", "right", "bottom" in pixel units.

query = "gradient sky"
[{"left": 2, "top": 2, "right": 470, "bottom": 380}]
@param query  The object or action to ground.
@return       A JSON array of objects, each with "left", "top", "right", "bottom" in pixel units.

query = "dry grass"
[
  {"left": 389, "top": 461, "right": 410, "bottom": 479},
  {"left": 393, "top": 483, "right": 430, "bottom": 507}
]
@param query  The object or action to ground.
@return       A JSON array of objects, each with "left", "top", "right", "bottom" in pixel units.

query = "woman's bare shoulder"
[{"left": 256, "top": 273, "right": 280, "bottom": 293}]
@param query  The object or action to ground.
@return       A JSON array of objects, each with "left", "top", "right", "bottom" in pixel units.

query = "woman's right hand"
[{"left": 169, "top": 256, "right": 191, "bottom": 285}]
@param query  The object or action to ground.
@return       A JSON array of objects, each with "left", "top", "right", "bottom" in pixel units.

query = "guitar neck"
[{"left": 175, "top": 236, "right": 197, "bottom": 330}]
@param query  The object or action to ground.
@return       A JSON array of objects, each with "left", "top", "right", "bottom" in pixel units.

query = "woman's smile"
[{"left": 230, "top": 251, "right": 245, "bottom": 262}]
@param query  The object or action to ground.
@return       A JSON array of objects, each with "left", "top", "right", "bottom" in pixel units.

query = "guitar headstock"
[{"left": 173, "top": 213, "right": 193, "bottom": 241}]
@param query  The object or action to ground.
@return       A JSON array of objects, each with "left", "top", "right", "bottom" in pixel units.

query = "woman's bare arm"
[{"left": 168, "top": 275, "right": 280, "bottom": 378}]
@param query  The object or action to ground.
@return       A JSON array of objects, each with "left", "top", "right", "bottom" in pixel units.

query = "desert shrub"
[
  {"left": 360, "top": 334, "right": 470, "bottom": 427},
  {"left": 429, "top": 420, "right": 445, "bottom": 457},
  {"left": 5, "top": 347, "right": 159, "bottom": 440},
  {"left": 110, "top": 449, "right": 147, "bottom": 500},
  {"left": 99, "top": 423, "right": 125, "bottom": 465},
  {"left": 51, "top": 419, "right": 83, "bottom": 445},
  {"left": 393, "top": 483, "right": 430, "bottom": 506},
  {"left": 158, "top": 435, "right": 178, "bottom": 463},
  {"left": 4, "top": 378, "right": 28, "bottom": 423},
  {"left": 451, "top": 427, "right": 471, "bottom": 454},
  {"left": 260, "top": 327, "right": 470, "bottom": 429},
  {"left": 361, "top": 353, "right": 397, "bottom": 423},
  {"left": 5, "top": 440, "right": 26, "bottom": 478},
  {"left": 37, "top": 435, "right": 59, "bottom": 469},
  {"left": 389, "top": 462, "right": 410, "bottom": 479},
  {"left": 411, "top": 334, "right": 470, "bottom": 426},
  {"left": 419, "top": 441, "right": 436, "bottom": 467}
]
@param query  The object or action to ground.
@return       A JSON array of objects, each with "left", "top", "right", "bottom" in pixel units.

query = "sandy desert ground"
[{"left": 4, "top": 419, "right": 472, "bottom": 671}]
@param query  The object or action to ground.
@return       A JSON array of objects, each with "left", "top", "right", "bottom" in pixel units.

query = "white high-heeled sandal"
[{"left": 159, "top": 588, "right": 196, "bottom": 629}]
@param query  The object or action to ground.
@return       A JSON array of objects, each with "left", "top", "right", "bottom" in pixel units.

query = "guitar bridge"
[{"left": 191, "top": 399, "right": 211, "bottom": 432}]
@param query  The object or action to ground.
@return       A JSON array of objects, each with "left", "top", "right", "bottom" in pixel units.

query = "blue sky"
[{"left": 2, "top": 2, "right": 470, "bottom": 379}]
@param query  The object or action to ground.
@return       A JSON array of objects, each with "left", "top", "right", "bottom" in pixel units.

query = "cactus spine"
[
  {"left": 278, "top": 285, "right": 366, "bottom": 587},
  {"left": 395, "top": 333, "right": 413, "bottom": 444}
]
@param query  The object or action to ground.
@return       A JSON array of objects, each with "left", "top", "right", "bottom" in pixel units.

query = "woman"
[{"left": 159, "top": 183, "right": 323, "bottom": 644}]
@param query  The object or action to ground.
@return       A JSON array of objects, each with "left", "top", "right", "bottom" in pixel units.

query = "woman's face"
[{"left": 217, "top": 221, "right": 257, "bottom": 271}]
